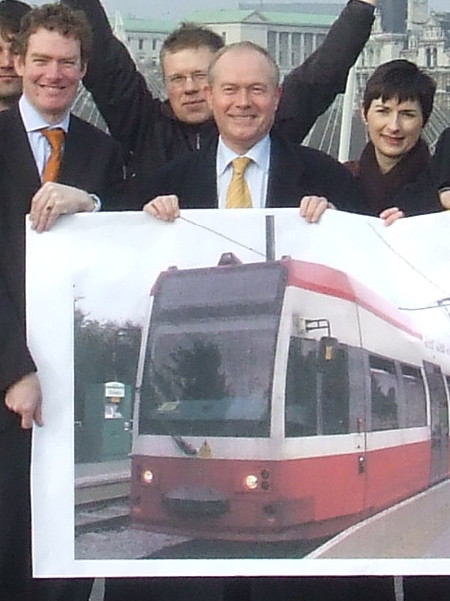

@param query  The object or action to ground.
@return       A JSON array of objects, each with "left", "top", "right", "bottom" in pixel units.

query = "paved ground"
[
  {"left": 89, "top": 579, "right": 104, "bottom": 600},
  {"left": 309, "top": 480, "right": 450, "bottom": 559}
]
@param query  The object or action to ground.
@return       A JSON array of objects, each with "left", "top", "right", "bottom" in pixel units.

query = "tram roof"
[
  {"left": 151, "top": 256, "right": 420, "bottom": 339},
  {"left": 284, "top": 259, "right": 421, "bottom": 340}
]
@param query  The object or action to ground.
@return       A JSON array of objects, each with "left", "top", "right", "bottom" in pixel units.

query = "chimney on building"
[
  {"left": 407, "top": 0, "right": 429, "bottom": 31},
  {"left": 380, "top": 0, "right": 407, "bottom": 33}
]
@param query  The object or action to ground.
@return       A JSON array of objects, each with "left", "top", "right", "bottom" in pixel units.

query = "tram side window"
[
  {"left": 285, "top": 337, "right": 349, "bottom": 437},
  {"left": 402, "top": 364, "right": 426, "bottom": 427},
  {"left": 285, "top": 337, "right": 317, "bottom": 436},
  {"left": 321, "top": 344, "right": 349, "bottom": 434},
  {"left": 370, "top": 356, "right": 399, "bottom": 431}
]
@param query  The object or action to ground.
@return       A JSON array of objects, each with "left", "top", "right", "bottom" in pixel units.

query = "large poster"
[{"left": 28, "top": 208, "right": 450, "bottom": 577}]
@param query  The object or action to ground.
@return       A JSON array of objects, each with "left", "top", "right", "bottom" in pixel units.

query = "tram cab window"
[
  {"left": 139, "top": 323, "right": 274, "bottom": 437},
  {"left": 370, "top": 356, "right": 399, "bottom": 431},
  {"left": 401, "top": 364, "right": 426, "bottom": 427},
  {"left": 285, "top": 337, "right": 349, "bottom": 437}
]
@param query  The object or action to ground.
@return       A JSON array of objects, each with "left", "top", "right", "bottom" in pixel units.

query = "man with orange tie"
[
  {"left": 0, "top": 3, "right": 124, "bottom": 600},
  {"left": 0, "top": 2, "right": 124, "bottom": 232},
  {"left": 0, "top": 1, "right": 125, "bottom": 336}
]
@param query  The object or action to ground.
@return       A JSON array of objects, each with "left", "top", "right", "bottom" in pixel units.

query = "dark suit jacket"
[
  {"left": 0, "top": 104, "right": 124, "bottom": 597},
  {"left": 0, "top": 104, "right": 125, "bottom": 427},
  {"left": 432, "top": 126, "right": 450, "bottom": 190},
  {"left": 143, "top": 133, "right": 364, "bottom": 213},
  {"left": 0, "top": 268, "right": 36, "bottom": 429}
]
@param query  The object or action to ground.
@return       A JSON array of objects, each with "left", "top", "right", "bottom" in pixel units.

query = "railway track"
[
  {"left": 75, "top": 469, "right": 131, "bottom": 535},
  {"left": 75, "top": 497, "right": 130, "bottom": 535},
  {"left": 75, "top": 473, "right": 129, "bottom": 505}
]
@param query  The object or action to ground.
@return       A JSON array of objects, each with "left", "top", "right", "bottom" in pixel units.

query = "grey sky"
[{"left": 96, "top": 0, "right": 448, "bottom": 21}]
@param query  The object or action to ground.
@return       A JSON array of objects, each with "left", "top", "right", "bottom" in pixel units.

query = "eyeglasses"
[{"left": 165, "top": 71, "right": 208, "bottom": 88}]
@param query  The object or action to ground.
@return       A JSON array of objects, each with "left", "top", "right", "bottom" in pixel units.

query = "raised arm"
[
  {"left": 63, "top": 0, "right": 160, "bottom": 159},
  {"left": 275, "top": 0, "right": 377, "bottom": 142}
]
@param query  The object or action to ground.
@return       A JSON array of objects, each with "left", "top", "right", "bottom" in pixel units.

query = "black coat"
[
  {"left": 0, "top": 104, "right": 125, "bottom": 327},
  {"left": 368, "top": 166, "right": 442, "bottom": 217},
  {"left": 432, "top": 126, "right": 450, "bottom": 190},
  {"left": 0, "top": 269, "right": 35, "bottom": 430},
  {"left": 346, "top": 141, "right": 442, "bottom": 218},
  {"left": 0, "top": 103, "right": 123, "bottom": 425},
  {"left": 145, "top": 133, "right": 364, "bottom": 214},
  {"left": 0, "top": 105, "right": 124, "bottom": 599},
  {"left": 63, "top": 0, "right": 375, "bottom": 197}
]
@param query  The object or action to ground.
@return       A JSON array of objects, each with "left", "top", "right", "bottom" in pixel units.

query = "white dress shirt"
[
  {"left": 216, "top": 135, "right": 271, "bottom": 209},
  {"left": 18, "top": 95, "right": 70, "bottom": 182}
]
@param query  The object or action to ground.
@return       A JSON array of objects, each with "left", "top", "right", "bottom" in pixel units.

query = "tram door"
[{"left": 424, "top": 362, "right": 449, "bottom": 485}]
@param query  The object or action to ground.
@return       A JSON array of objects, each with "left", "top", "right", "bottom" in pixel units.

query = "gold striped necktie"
[
  {"left": 226, "top": 156, "right": 252, "bottom": 209},
  {"left": 41, "top": 127, "right": 65, "bottom": 183}
]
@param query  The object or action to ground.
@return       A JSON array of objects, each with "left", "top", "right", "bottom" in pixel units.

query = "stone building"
[
  {"left": 123, "top": 9, "right": 332, "bottom": 79},
  {"left": 120, "top": 2, "right": 450, "bottom": 104},
  {"left": 358, "top": 0, "right": 450, "bottom": 111}
]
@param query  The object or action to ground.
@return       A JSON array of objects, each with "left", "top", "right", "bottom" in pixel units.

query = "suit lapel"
[
  {"left": 266, "top": 135, "right": 306, "bottom": 208},
  {"left": 0, "top": 106, "right": 41, "bottom": 212},
  {"left": 197, "top": 147, "right": 218, "bottom": 208},
  {"left": 59, "top": 115, "right": 88, "bottom": 185},
  {"left": 181, "top": 143, "right": 218, "bottom": 209}
]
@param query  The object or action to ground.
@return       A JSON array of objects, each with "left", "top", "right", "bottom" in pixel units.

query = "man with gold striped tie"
[{"left": 143, "top": 42, "right": 363, "bottom": 223}]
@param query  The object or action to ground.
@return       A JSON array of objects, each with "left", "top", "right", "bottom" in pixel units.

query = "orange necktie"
[
  {"left": 226, "top": 157, "right": 252, "bottom": 209},
  {"left": 41, "top": 127, "right": 65, "bottom": 183}
]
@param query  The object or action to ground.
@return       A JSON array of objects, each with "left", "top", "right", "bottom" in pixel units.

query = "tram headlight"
[
  {"left": 141, "top": 469, "right": 154, "bottom": 485},
  {"left": 244, "top": 474, "right": 259, "bottom": 490}
]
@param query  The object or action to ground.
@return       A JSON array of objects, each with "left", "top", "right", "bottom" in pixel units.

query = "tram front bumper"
[{"left": 163, "top": 485, "right": 230, "bottom": 516}]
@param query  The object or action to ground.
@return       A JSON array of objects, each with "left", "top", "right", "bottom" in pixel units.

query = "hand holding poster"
[{"left": 27, "top": 208, "right": 450, "bottom": 577}]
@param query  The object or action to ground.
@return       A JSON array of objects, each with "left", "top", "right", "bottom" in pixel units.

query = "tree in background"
[{"left": 74, "top": 308, "right": 141, "bottom": 424}]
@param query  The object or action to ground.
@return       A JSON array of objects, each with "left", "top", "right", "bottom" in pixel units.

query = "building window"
[
  {"left": 279, "top": 32, "right": 289, "bottom": 67},
  {"left": 315, "top": 34, "right": 325, "bottom": 51},
  {"left": 304, "top": 33, "right": 313, "bottom": 58},
  {"left": 138, "top": 38, "right": 144, "bottom": 51},
  {"left": 432, "top": 47, "right": 437, "bottom": 67},
  {"left": 291, "top": 33, "right": 301, "bottom": 66},
  {"left": 267, "top": 30, "right": 276, "bottom": 60},
  {"left": 426, "top": 47, "right": 438, "bottom": 68}
]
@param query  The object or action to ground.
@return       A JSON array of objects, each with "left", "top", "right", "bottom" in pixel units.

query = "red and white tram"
[{"left": 130, "top": 255, "right": 450, "bottom": 541}]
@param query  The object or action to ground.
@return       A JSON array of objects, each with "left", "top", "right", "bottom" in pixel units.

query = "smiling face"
[
  {"left": 0, "top": 30, "right": 22, "bottom": 110},
  {"left": 14, "top": 27, "right": 86, "bottom": 124},
  {"left": 206, "top": 47, "right": 281, "bottom": 155},
  {"left": 162, "top": 46, "right": 216, "bottom": 124},
  {"left": 364, "top": 96, "right": 424, "bottom": 174}
]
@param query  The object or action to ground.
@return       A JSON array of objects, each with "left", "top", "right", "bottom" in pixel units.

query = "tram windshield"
[{"left": 138, "top": 262, "right": 287, "bottom": 438}]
